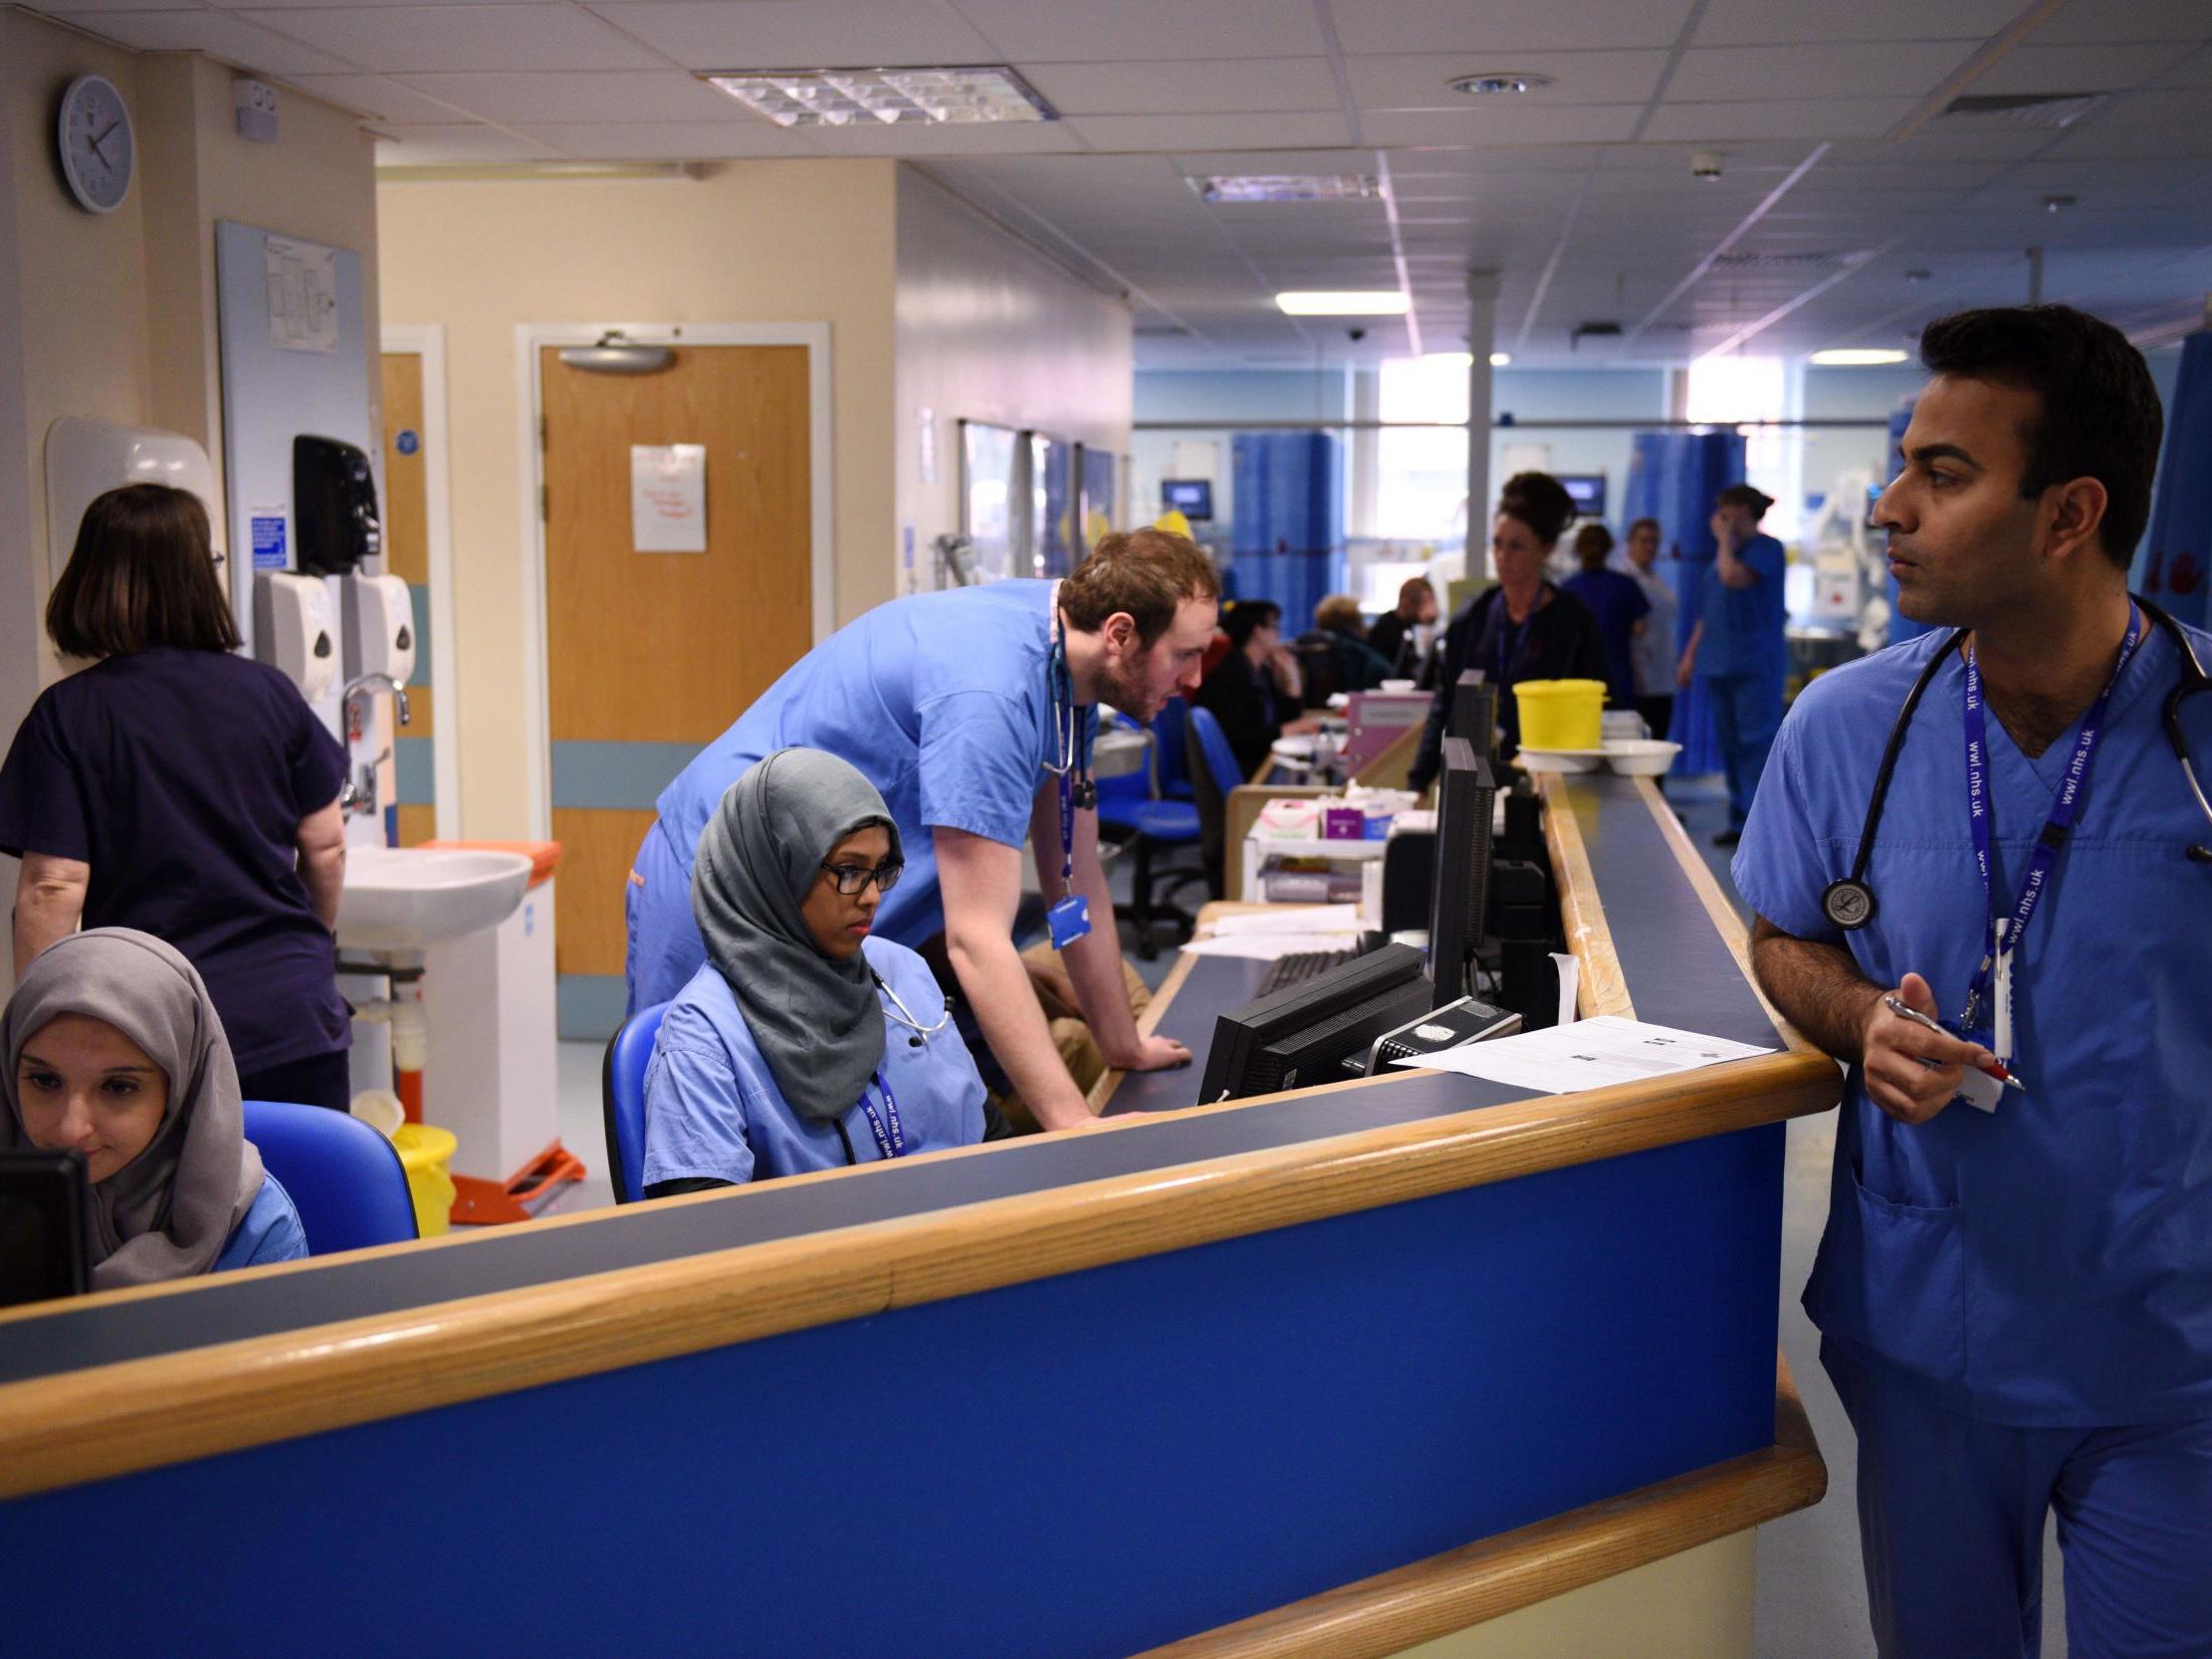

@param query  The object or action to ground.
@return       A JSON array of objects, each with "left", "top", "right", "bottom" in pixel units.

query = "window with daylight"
[{"left": 1375, "top": 353, "right": 1472, "bottom": 545}]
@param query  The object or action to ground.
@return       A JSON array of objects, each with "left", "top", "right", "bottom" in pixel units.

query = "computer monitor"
[
  {"left": 1197, "top": 943, "right": 1433, "bottom": 1103},
  {"left": 1449, "top": 670, "right": 1498, "bottom": 761},
  {"left": 0, "top": 1150, "right": 93, "bottom": 1310},
  {"left": 1559, "top": 475, "right": 1607, "bottom": 519},
  {"left": 1428, "top": 736, "right": 1497, "bottom": 1007},
  {"left": 1161, "top": 479, "right": 1215, "bottom": 522}
]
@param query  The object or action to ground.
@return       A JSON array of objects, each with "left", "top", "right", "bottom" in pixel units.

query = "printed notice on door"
[
  {"left": 630, "top": 444, "right": 708, "bottom": 552},
  {"left": 265, "top": 235, "right": 338, "bottom": 353}
]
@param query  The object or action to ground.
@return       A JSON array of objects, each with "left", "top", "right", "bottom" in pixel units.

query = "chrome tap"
[{"left": 340, "top": 674, "right": 413, "bottom": 818}]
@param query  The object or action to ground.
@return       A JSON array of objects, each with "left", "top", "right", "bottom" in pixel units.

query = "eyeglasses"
[{"left": 818, "top": 861, "right": 904, "bottom": 897}]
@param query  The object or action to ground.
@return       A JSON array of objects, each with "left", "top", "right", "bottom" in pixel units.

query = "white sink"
[{"left": 336, "top": 846, "right": 534, "bottom": 952}]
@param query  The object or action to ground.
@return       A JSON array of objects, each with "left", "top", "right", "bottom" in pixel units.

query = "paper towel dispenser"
[
  {"left": 293, "top": 435, "right": 381, "bottom": 575},
  {"left": 253, "top": 571, "right": 336, "bottom": 704}
]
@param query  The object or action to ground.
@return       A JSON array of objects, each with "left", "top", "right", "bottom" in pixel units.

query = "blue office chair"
[
  {"left": 1093, "top": 711, "right": 1203, "bottom": 959},
  {"left": 1186, "top": 705, "right": 1250, "bottom": 900},
  {"left": 242, "top": 1099, "right": 418, "bottom": 1254},
  {"left": 602, "top": 1001, "right": 668, "bottom": 1204}
]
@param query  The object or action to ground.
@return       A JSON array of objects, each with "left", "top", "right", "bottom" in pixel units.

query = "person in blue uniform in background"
[
  {"left": 642, "top": 750, "right": 985, "bottom": 1193},
  {"left": 629, "top": 530, "right": 1218, "bottom": 1133},
  {"left": 4, "top": 930, "right": 307, "bottom": 1285},
  {"left": 1735, "top": 305, "right": 2212, "bottom": 1658},
  {"left": 1680, "top": 483, "right": 1788, "bottom": 847},
  {"left": 1560, "top": 521, "right": 1650, "bottom": 710}
]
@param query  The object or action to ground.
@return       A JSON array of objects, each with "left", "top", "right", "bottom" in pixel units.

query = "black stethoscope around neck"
[{"left": 1821, "top": 595, "right": 2212, "bottom": 932}]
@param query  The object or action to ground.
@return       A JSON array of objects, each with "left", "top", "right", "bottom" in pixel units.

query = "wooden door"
[
  {"left": 539, "top": 344, "right": 814, "bottom": 1035},
  {"left": 378, "top": 352, "right": 436, "bottom": 847}
]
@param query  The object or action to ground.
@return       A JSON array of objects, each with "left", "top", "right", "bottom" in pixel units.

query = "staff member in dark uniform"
[
  {"left": 1410, "top": 472, "right": 1611, "bottom": 787},
  {"left": 0, "top": 485, "right": 353, "bottom": 1111}
]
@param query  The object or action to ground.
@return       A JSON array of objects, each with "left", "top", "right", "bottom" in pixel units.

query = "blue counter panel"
[{"left": 0, "top": 1125, "right": 1783, "bottom": 1658}]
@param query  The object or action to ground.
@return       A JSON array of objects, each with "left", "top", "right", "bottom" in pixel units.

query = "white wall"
[{"left": 894, "top": 167, "right": 1133, "bottom": 589}]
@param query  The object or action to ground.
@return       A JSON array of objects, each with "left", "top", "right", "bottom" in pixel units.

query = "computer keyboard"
[{"left": 1255, "top": 948, "right": 1358, "bottom": 996}]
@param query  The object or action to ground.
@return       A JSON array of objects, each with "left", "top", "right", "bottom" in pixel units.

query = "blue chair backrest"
[
  {"left": 242, "top": 1099, "right": 418, "bottom": 1254},
  {"left": 1093, "top": 709, "right": 1153, "bottom": 806},
  {"left": 1152, "top": 697, "right": 1192, "bottom": 796},
  {"left": 603, "top": 1002, "right": 669, "bottom": 1203},
  {"left": 1187, "top": 705, "right": 1246, "bottom": 809}
]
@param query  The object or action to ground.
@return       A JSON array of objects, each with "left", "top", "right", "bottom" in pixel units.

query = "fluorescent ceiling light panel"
[
  {"left": 704, "top": 67, "right": 1054, "bottom": 127},
  {"left": 1195, "top": 174, "right": 1380, "bottom": 203},
  {"left": 1275, "top": 291, "right": 1409, "bottom": 315},
  {"left": 1489, "top": 351, "right": 1512, "bottom": 367},
  {"left": 1809, "top": 348, "right": 1909, "bottom": 365}
]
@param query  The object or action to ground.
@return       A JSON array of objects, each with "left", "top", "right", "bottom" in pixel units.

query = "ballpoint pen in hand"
[{"left": 1881, "top": 994, "right": 2028, "bottom": 1093}]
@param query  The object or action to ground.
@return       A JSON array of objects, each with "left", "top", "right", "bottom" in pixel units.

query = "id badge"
[{"left": 1047, "top": 893, "right": 1092, "bottom": 949}]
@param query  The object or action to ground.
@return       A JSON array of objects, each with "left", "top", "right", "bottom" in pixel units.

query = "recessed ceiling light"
[
  {"left": 1810, "top": 348, "right": 1909, "bottom": 366},
  {"left": 2044, "top": 193, "right": 2077, "bottom": 214},
  {"left": 1275, "top": 291, "right": 1410, "bottom": 315},
  {"left": 1489, "top": 351, "right": 1512, "bottom": 367},
  {"left": 703, "top": 66, "right": 1054, "bottom": 126},
  {"left": 1195, "top": 174, "right": 1380, "bottom": 203},
  {"left": 1448, "top": 72, "right": 1554, "bottom": 97}
]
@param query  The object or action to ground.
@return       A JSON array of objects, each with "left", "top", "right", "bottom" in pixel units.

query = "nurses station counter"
[{"left": 0, "top": 775, "right": 1835, "bottom": 1659}]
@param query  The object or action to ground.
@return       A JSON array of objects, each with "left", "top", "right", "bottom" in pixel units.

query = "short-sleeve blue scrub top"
[
  {"left": 628, "top": 581, "right": 1095, "bottom": 1012},
  {"left": 210, "top": 1171, "right": 310, "bottom": 1272},
  {"left": 1733, "top": 620, "right": 2212, "bottom": 1426},
  {"left": 641, "top": 936, "right": 988, "bottom": 1188},
  {"left": 1693, "top": 533, "right": 1788, "bottom": 681}
]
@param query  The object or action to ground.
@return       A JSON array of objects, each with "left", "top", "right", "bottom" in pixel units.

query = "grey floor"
[{"left": 539, "top": 780, "right": 2067, "bottom": 1658}]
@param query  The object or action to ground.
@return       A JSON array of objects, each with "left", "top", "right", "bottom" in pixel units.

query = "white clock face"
[{"left": 59, "top": 75, "right": 133, "bottom": 215}]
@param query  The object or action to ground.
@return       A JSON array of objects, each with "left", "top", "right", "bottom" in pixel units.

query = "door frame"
[
  {"left": 516, "top": 322, "right": 834, "bottom": 840},
  {"left": 379, "top": 323, "right": 462, "bottom": 842}
]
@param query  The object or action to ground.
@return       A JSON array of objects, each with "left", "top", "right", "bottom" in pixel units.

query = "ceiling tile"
[
  {"left": 78, "top": 8, "right": 362, "bottom": 74},
  {"left": 2148, "top": 45, "right": 2212, "bottom": 87},
  {"left": 801, "top": 120, "right": 1084, "bottom": 155},
  {"left": 25, "top": 0, "right": 206, "bottom": 11},
  {"left": 285, "top": 73, "right": 476, "bottom": 122},
  {"left": 1064, "top": 112, "right": 1351, "bottom": 150},
  {"left": 1665, "top": 43, "right": 1978, "bottom": 104},
  {"left": 949, "top": 0, "right": 1327, "bottom": 62},
  {"left": 237, "top": 6, "right": 668, "bottom": 73},
  {"left": 1361, "top": 104, "right": 1643, "bottom": 145},
  {"left": 1641, "top": 98, "right": 1922, "bottom": 142},
  {"left": 1691, "top": 0, "right": 2018, "bottom": 46},
  {"left": 397, "top": 70, "right": 741, "bottom": 123},
  {"left": 1325, "top": 0, "right": 1698, "bottom": 55},
  {"left": 1345, "top": 49, "right": 1668, "bottom": 108},
  {"left": 510, "top": 119, "right": 820, "bottom": 157},
  {"left": 1022, "top": 57, "right": 1339, "bottom": 115},
  {"left": 2033, "top": 0, "right": 2212, "bottom": 45},
  {"left": 372, "top": 123, "right": 565, "bottom": 164},
  {"left": 579, "top": 0, "right": 995, "bottom": 70},
  {"left": 1972, "top": 40, "right": 2200, "bottom": 95}
]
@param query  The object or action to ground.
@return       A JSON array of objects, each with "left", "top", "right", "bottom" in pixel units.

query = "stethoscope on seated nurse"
[
  {"left": 821, "top": 854, "right": 955, "bottom": 1051},
  {"left": 1819, "top": 593, "right": 2212, "bottom": 1073}
]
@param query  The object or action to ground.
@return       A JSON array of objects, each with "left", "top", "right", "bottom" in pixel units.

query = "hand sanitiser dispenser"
[
  {"left": 293, "top": 435, "right": 382, "bottom": 575},
  {"left": 342, "top": 572, "right": 416, "bottom": 684},
  {"left": 253, "top": 571, "right": 337, "bottom": 703}
]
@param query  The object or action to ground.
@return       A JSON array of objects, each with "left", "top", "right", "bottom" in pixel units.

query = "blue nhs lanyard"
[
  {"left": 855, "top": 1069, "right": 906, "bottom": 1161},
  {"left": 1958, "top": 606, "right": 2142, "bottom": 1042}
]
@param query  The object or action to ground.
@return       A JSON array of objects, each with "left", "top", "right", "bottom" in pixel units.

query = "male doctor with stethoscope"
[{"left": 1735, "top": 304, "right": 2212, "bottom": 1657}]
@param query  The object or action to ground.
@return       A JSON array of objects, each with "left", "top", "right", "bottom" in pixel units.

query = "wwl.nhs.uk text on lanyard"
[
  {"left": 1959, "top": 606, "right": 2142, "bottom": 1059},
  {"left": 1044, "top": 619, "right": 1094, "bottom": 949},
  {"left": 857, "top": 1069, "right": 905, "bottom": 1160}
]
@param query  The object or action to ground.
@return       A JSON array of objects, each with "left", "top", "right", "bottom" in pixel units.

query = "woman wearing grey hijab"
[
  {"left": 640, "top": 748, "right": 986, "bottom": 1194},
  {"left": 4, "top": 929, "right": 307, "bottom": 1287}
]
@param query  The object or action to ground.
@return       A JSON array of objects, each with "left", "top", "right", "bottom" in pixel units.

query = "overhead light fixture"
[
  {"left": 1195, "top": 174, "right": 1379, "bottom": 203},
  {"left": 1809, "top": 348, "right": 1909, "bottom": 366},
  {"left": 1489, "top": 351, "right": 1512, "bottom": 367},
  {"left": 703, "top": 66, "right": 1054, "bottom": 126},
  {"left": 1448, "top": 72, "right": 1554, "bottom": 97},
  {"left": 1275, "top": 291, "right": 1409, "bottom": 316}
]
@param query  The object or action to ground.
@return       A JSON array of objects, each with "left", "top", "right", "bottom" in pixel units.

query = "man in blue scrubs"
[
  {"left": 1680, "top": 484, "right": 1788, "bottom": 846},
  {"left": 628, "top": 529, "right": 1220, "bottom": 1132},
  {"left": 1735, "top": 306, "right": 2212, "bottom": 1657}
]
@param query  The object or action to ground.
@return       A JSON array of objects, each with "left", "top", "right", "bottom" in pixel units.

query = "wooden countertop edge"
[
  {"left": 1536, "top": 772, "right": 1635, "bottom": 1021},
  {"left": 0, "top": 1049, "right": 1838, "bottom": 1502},
  {"left": 1140, "top": 1354, "right": 1828, "bottom": 1659}
]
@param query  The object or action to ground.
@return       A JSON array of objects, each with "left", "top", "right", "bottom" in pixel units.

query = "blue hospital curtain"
[
  {"left": 2137, "top": 330, "right": 2212, "bottom": 627},
  {"left": 1624, "top": 431, "right": 1746, "bottom": 776}
]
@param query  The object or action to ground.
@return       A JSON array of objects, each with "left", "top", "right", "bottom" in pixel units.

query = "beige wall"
[
  {"left": 894, "top": 167, "right": 1133, "bottom": 588},
  {"left": 375, "top": 162, "right": 900, "bottom": 839}
]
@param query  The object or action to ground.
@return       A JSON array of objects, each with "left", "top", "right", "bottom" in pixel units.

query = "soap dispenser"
[
  {"left": 342, "top": 572, "right": 416, "bottom": 685},
  {"left": 252, "top": 571, "right": 337, "bottom": 703}
]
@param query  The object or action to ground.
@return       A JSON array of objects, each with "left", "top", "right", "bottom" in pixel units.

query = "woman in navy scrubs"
[
  {"left": 0, "top": 486, "right": 353, "bottom": 1112},
  {"left": 642, "top": 748, "right": 987, "bottom": 1194}
]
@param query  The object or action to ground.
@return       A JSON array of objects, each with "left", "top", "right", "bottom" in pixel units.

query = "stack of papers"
[
  {"left": 1395, "top": 1015, "right": 1773, "bottom": 1093},
  {"left": 1181, "top": 906, "right": 1363, "bottom": 961}
]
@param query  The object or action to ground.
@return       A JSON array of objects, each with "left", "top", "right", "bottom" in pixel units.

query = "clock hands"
[{"left": 88, "top": 120, "right": 121, "bottom": 166}]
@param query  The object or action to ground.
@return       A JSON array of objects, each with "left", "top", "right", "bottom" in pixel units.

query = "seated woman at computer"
[
  {"left": 641, "top": 748, "right": 987, "bottom": 1195},
  {"left": 1409, "top": 472, "right": 1612, "bottom": 788},
  {"left": 1195, "top": 599, "right": 1321, "bottom": 781},
  {"left": 3, "top": 929, "right": 307, "bottom": 1286}
]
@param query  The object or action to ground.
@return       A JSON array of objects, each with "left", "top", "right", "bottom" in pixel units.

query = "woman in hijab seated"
[
  {"left": 4, "top": 929, "right": 306, "bottom": 1285},
  {"left": 642, "top": 748, "right": 987, "bottom": 1195}
]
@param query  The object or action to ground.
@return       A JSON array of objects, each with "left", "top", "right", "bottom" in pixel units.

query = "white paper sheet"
[
  {"left": 1550, "top": 951, "right": 1580, "bottom": 1027},
  {"left": 630, "top": 443, "right": 708, "bottom": 552},
  {"left": 1395, "top": 1014, "right": 1773, "bottom": 1094},
  {"left": 266, "top": 235, "right": 337, "bottom": 353},
  {"left": 1181, "top": 930, "right": 1363, "bottom": 961},
  {"left": 1208, "top": 906, "right": 1363, "bottom": 937}
]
